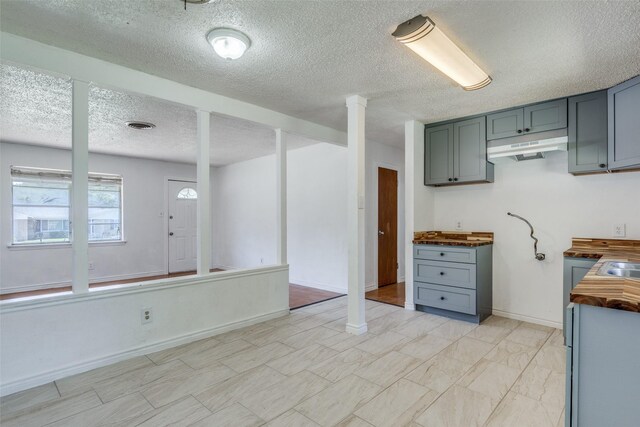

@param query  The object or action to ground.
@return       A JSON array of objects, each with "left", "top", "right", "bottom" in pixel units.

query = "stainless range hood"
[{"left": 487, "top": 128, "right": 568, "bottom": 161}]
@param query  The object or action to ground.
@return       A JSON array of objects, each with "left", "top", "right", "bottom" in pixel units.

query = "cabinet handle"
[
  {"left": 169, "top": 232, "right": 174, "bottom": 236},
  {"left": 440, "top": 296, "right": 446, "bottom": 301},
  {"left": 448, "top": 178, "right": 453, "bottom": 182},
  {"left": 525, "top": 128, "right": 531, "bottom": 132},
  {"left": 440, "top": 272, "right": 445, "bottom": 276},
  {"left": 453, "top": 178, "right": 458, "bottom": 181},
  {"left": 517, "top": 129, "right": 523, "bottom": 134},
  {"left": 599, "top": 163, "right": 606, "bottom": 168},
  {"left": 440, "top": 253, "right": 445, "bottom": 256}
]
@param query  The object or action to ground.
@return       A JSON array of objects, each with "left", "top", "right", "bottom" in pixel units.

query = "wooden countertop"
[
  {"left": 413, "top": 231, "right": 493, "bottom": 247},
  {"left": 567, "top": 238, "right": 640, "bottom": 313}
]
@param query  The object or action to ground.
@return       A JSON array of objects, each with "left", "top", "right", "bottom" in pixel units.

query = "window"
[
  {"left": 11, "top": 167, "right": 123, "bottom": 245},
  {"left": 177, "top": 187, "right": 197, "bottom": 199}
]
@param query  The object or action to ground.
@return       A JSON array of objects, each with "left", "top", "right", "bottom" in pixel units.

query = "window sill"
[{"left": 7, "top": 241, "right": 127, "bottom": 250}]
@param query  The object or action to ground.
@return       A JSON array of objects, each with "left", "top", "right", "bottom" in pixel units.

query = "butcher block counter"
[
  {"left": 413, "top": 231, "right": 493, "bottom": 247},
  {"left": 565, "top": 238, "right": 640, "bottom": 313}
]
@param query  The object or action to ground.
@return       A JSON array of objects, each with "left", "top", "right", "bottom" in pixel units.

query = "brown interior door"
[{"left": 378, "top": 167, "right": 398, "bottom": 287}]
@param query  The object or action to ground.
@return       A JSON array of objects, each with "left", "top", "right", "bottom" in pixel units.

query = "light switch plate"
[{"left": 613, "top": 223, "right": 626, "bottom": 238}]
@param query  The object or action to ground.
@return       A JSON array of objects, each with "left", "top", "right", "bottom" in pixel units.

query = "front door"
[
  {"left": 377, "top": 167, "right": 398, "bottom": 287},
  {"left": 168, "top": 180, "right": 198, "bottom": 273}
]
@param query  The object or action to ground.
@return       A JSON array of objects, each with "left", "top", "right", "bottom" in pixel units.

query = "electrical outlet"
[
  {"left": 141, "top": 307, "right": 153, "bottom": 324},
  {"left": 88, "top": 262, "right": 95, "bottom": 270},
  {"left": 613, "top": 223, "right": 626, "bottom": 238},
  {"left": 454, "top": 220, "right": 463, "bottom": 231}
]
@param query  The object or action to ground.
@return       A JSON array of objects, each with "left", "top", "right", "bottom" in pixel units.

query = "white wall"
[
  {"left": 287, "top": 143, "right": 349, "bottom": 293},
  {"left": 211, "top": 154, "right": 277, "bottom": 270},
  {"left": 0, "top": 142, "right": 198, "bottom": 293},
  {"left": 432, "top": 152, "right": 640, "bottom": 326},
  {"left": 212, "top": 141, "right": 406, "bottom": 294},
  {"left": 211, "top": 143, "right": 349, "bottom": 293},
  {"left": 0, "top": 266, "right": 289, "bottom": 396},
  {"left": 365, "top": 141, "right": 406, "bottom": 290}
]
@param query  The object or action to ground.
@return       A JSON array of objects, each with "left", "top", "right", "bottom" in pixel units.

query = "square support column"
[
  {"left": 275, "top": 129, "right": 287, "bottom": 265},
  {"left": 346, "top": 95, "right": 367, "bottom": 335},
  {"left": 196, "top": 110, "right": 211, "bottom": 275},
  {"left": 72, "top": 80, "right": 89, "bottom": 293},
  {"left": 404, "top": 120, "right": 426, "bottom": 310}
]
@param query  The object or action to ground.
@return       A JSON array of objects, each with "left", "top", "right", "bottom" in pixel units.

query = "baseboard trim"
[
  {"left": 492, "top": 309, "right": 562, "bottom": 329},
  {"left": 345, "top": 322, "right": 368, "bottom": 335},
  {"left": 0, "top": 308, "right": 289, "bottom": 396},
  {"left": 290, "top": 279, "right": 347, "bottom": 295}
]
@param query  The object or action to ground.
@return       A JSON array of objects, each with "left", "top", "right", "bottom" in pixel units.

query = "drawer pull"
[
  {"left": 440, "top": 296, "right": 446, "bottom": 300},
  {"left": 440, "top": 272, "right": 445, "bottom": 276},
  {"left": 440, "top": 253, "right": 445, "bottom": 256}
]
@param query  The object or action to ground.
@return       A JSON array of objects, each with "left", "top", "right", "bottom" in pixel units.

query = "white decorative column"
[
  {"left": 275, "top": 129, "right": 287, "bottom": 265},
  {"left": 71, "top": 80, "right": 89, "bottom": 293},
  {"left": 196, "top": 110, "right": 211, "bottom": 275},
  {"left": 346, "top": 95, "right": 368, "bottom": 335},
  {"left": 404, "top": 120, "right": 426, "bottom": 310}
]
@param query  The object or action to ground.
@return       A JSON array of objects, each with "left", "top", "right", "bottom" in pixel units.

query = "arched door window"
[{"left": 176, "top": 187, "right": 197, "bottom": 200}]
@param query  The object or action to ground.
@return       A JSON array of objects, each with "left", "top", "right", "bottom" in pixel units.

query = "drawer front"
[
  {"left": 415, "top": 283, "right": 476, "bottom": 315},
  {"left": 414, "top": 260, "right": 477, "bottom": 289},
  {"left": 413, "top": 246, "right": 476, "bottom": 264}
]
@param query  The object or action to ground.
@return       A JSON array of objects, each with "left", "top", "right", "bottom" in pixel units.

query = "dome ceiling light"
[
  {"left": 206, "top": 28, "right": 251, "bottom": 60},
  {"left": 393, "top": 15, "right": 491, "bottom": 91}
]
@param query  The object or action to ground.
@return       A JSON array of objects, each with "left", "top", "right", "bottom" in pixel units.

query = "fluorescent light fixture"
[
  {"left": 393, "top": 15, "right": 491, "bottom": 90},
  {"left": 206, "top": 28, "right": 251, "bottom": 60}
]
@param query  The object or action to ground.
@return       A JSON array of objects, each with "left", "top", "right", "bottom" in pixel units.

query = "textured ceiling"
[
  {"left": 0, "top": 63, "right": 317, "bottom": 165},
  {"left": 1, "top": 1, "right": 640, "bottom": 147}
]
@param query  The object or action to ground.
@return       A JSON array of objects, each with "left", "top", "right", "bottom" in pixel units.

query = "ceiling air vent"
[{"left": 125, "top": 121, "right": 156, "bottom": 130}]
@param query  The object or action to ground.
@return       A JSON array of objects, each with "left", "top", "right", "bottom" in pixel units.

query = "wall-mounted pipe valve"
[{"left": 507, "top": 212, "right": 546, "bottom": 261}]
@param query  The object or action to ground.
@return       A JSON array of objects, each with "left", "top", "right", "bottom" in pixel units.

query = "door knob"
[
  {"left": 169, "top": 232, "right": 174, "bottom": 236},
  {"left": 378, "top": 230, "right": 385, "bottom": 236}
]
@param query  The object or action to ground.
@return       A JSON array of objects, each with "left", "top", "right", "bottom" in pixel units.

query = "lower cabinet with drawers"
[{"left": 413, "top": 244, "right": 493, "bottom": 323}]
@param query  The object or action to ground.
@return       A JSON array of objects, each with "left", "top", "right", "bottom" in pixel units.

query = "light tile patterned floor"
[{"left": 0, "top": 297, "right": 566, "bottom": 426}]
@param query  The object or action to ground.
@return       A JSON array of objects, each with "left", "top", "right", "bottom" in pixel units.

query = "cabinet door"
[
  {"left": 562, "top": 257, "right": 596, "bottom": 342},
  {"left": 486, "top": 108, "right": 524, "bottom": 140},
  {"left": 425, "top": 124, "right": 454, "bottom": 185},
  {"left": 523, "top": 98, "right": 567, "bottom": 133},
  {"left": 568, "top": 91, "right": 608, "bottom": 174},
  {"left": 608, "top": 75, "right": 640, "bottom": 170},
  {"left": 454, "top": 117, "right": 487, "bottom": 183}
]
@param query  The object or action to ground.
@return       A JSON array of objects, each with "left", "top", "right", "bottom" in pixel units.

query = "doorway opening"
[{"left": 377, "top": 167, "right": 398, "bottom": 287}]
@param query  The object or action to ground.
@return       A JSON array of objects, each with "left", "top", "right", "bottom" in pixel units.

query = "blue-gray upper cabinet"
[
  {"left": 568, "top": 91, "right": 608, "bottom": 174},
  {"left": 425, "top": 123, "right": 454, "bottom": 185},
  {"left": 487, "top": 99, "right": 567, "bottom": 140},
  {"left": 608, "top": 75, "right": 640, "bottom": 170},
  {"left": 523, "top": 98, "right": 567, "bottom": 133},
  {"left": 486, "top": 108, "right": 524, "bottom": 140},
  {"left": 425, "top": 117, "right": 493, "bottom": 186},
  {"left": 454, "top": 118, "right": 488, "bottom": 183}
]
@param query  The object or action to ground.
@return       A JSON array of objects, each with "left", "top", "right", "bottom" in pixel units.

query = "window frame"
[{"left": 10, "top": 166, "right": 125, "bottom": 247}]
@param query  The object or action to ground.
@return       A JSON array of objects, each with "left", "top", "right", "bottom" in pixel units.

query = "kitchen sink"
[
  {"left": 597, "top": 261, "right": 640, "bottom": 279},
  {"left": 608, "top": 262, "right": 640, "bottom": 270}
]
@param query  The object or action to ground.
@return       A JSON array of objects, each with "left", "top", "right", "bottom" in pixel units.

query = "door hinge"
[{"left": 397, "top": 263, "right": 399, "bottom": 269}]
